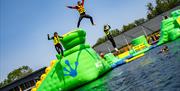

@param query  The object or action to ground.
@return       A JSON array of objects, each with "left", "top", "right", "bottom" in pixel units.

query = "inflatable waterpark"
[{"left": 31, "top": 9, "right": 180, "bottom": 91}]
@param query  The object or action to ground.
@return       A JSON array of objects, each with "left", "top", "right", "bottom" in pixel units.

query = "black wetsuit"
[
  {"left": 104, "top": 25, "right": 117, "bottom": 48},
  {"left": 78, "top": 12, "right": 94, "bottom": 28}
]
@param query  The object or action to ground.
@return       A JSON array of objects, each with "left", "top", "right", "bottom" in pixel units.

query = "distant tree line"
[
  {"left": 93, "top": 0, "right": 180, "bottom": 47},
  {"left": 147, "top": 0, "right": 180, "bottom": 19},
  {"left": 0, "top": 66, "right": 33, "bottom": 88}
]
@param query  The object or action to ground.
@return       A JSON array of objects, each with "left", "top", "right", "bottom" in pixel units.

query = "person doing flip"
[
  {"left": 48, "top": 32, "right": 64, "bottom": 56},
  {"left": 104, "top": 24, "right": 118, "bottom": 52},
  {"left": 67, "top": 0, "right": 95, "bottom": 28}
]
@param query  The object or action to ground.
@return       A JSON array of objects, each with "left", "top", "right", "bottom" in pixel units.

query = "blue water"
[{"left": 75, "top": 38, "right": 180, "bottom": 91}]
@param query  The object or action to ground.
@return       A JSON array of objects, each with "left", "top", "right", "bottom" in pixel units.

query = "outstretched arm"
[
  {"left": 58, "top": 36, "right": 63, "bottom": 39},
  {"left": 67, "top": 6, "right": 77, "bottom": 9},
  {"left": 47, "top": 34, "right": 53, "bottom": 40},
  {"left": 82, "top": 0, "right": 85, "bottom": 6},
  {"left": 108, "top": 25, "right": 111, "bottom": 30}
]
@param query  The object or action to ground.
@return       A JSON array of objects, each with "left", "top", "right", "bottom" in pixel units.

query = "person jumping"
[
  {"left": 67, "top": 0, "right": 95, "bottom": 28},
  {"left": 104, "top": 24, "right": 118, "bottom": 52},
  {"left": 48, "top": 32, "right": 64, "bottom": 56}
]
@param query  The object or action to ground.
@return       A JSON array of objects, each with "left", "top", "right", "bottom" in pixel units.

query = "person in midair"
[
  {"left": 104, "top": 24, "right": 119, "bottom": 52},
  {"left": 67, "top": 0, "right": 95, "bottom": 28},
  {"left": 48, "top": 32, "right": 64, "bottom": 56}
]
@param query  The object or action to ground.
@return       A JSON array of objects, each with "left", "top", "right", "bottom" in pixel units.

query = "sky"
[{"left": 0, "top": 0, "right": 155, "bottom": 82}]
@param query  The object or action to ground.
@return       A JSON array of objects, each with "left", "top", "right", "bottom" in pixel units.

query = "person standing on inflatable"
[
  {"left": 104, "top": 24, "right": 119, "bottom": 52},
  {"left": 48, "top": 32, "right": 64, "bottom": 56},
  {"left": 67, "top": 0, "right": 95, "bottom": 28}
]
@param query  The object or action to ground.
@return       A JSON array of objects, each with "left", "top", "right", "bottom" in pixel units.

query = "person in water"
[
  {"left": 48, "top": 32, "right": 64, "bottom": 56},
  {"left": 100, "top": 52, "right": 105, "bottom": 59},
  {"left": 67, "top": 0, "right": 95, "bottom": 28},
  {"left": 158, "top": 45, "right": 169, "bottom": 54},
  {"left": 163, "top": 15, "right": 169, "bottom": 19},
  {"left": 104, "top": 24, "right": 118, "bottom": 52}
]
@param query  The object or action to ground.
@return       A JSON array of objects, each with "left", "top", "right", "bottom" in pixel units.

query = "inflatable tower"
[
  {"left": 32, "top": 29, "right": 113, "bottom": 91},
  {"left": 158, "top": 9, "right": 180, "bottom": 45}
]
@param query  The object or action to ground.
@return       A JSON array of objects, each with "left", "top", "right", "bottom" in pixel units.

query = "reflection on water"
[{"left": 75, "top": 39, "right": 180, "bottom": 91}]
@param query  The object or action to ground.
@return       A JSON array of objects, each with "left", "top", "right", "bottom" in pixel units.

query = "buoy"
[
  {"left": 45, "top": 67, "right": 51, "bottom": 74},
  {"left": 40, "top": 74, "right": 47, "bottom": 81},
  {"left": 31, "top": 88, "right": 37, "bottom": 91},
  {"left": 50, "top": 60, "right": 57, "bottom": 67},
  {"left": 36, "top": 81, "right": 41, "bottom": 88}
]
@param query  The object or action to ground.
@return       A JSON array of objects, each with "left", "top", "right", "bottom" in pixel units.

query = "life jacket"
[
  {"left": 104, "top": 25, "right": 111, "bottom": 36},
  {"left": 77, "top": 5, "right": 85, "bottom": 14},
  {"left": 104, "top": 30, "right": 110, "bottom": 36},
  {"left": 54, "top": 36, "right": 60, "bottom": 45}
]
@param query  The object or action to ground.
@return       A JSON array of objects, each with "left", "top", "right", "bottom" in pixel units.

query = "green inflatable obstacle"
[
  {"left": 171, "top": 9, "right": 180, "bottom": 18},
  {"left": 158, "top": 9, "right": 180, "bottom": 45},
  {"left": 104, "top": 53, "right": 119, "bottom": 65},
  {"left": 131, "top": 35, "right": 150, "bottom": 47},
  {"left": 32, "top": 29, "right": 114, "bottom": 91},
  {"left": 130, "top": 35, "right": 150, "bottom": 56}
]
